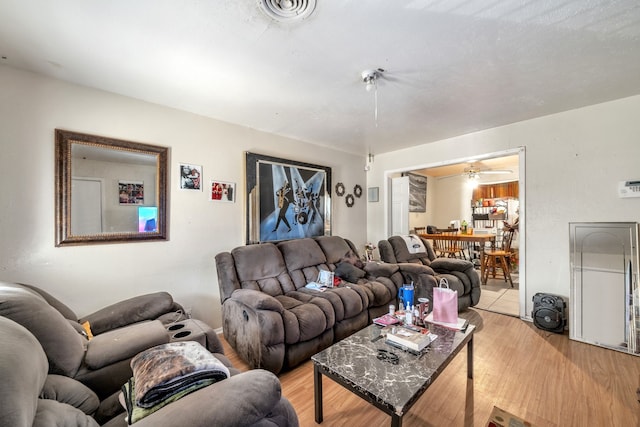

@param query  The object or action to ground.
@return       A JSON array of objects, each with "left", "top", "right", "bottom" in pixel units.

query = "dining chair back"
[
  {"left": 433, "top": 228, "right": 467, "bottom": 259},
  {"left": 481, "top": 229, "right": 515, "bottom": 287}
]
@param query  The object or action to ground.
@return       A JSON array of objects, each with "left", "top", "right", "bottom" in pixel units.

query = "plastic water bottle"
[{"left": 405, "top": 305, "right": 413, "bottom": 325}]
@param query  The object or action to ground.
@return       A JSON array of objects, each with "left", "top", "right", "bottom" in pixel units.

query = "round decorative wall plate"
[
  {"left": 335, "top": 182, "right": 345, "bottom": 196},
  {"left": 354, "top": 184, "right": 363, "bottom": 198},
  {"left": 345, "top": 194, "right": 355, "bottom": 207}
]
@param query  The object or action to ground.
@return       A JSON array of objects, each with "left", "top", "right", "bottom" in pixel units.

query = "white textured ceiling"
[{"left": 2, "top": 0, "right": 640, "bottom": 155}]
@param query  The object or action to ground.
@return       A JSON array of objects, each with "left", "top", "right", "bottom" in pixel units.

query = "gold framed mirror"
[{"left": 55, "top": 129, "right": 169, "bottom": 246}]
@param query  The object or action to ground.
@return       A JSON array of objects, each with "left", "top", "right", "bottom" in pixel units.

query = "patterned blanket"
[
  {"left": 122, "top": 376, "right": 217, "bottom": 424},
  {"left": 402, "top": 234, "right": 426, "bottom": 254},
  {"left": 130, "top": 341, "right": 230, "bottom": 409}
]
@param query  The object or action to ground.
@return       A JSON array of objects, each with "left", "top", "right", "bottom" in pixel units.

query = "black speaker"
[{"left": 532, "top": 293, "right": 566, "bottom": 333}]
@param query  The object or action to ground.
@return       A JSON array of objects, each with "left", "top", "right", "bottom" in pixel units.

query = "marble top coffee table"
[{"left": 312, "top": 322, "right": 475, "bottom": 427}]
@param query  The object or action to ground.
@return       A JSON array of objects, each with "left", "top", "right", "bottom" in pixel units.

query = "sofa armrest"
[
  {"left": 393, "top": 263, "right": 438, "bottom": 302},
  {"left": 34, "top": 399, "right": 101, "bottom": 427},
  {"left": 84, "top": 321, "right": 169, "bottom": 370},
  {"left": 363, "top": 261, "right": 399, "bottom": 277},
  {"left": 79, "top": 292, "right": 177, "bottom": 336},
  {"left": 132, "top": 369, "right": 291, "bottom": 427},
  {"left": 430, "top": 257, "right": 474, "bottom": 273},
  {"left": 229, "top": 289, "right": 284, "bottom": 313},
  {"left": 396, "top": 262, "right": 436, "bottom": 277},
  {"left": 40, "top": 374, "right": 100, "bottom": 415}
]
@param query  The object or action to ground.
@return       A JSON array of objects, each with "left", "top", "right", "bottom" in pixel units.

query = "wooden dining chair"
[
  {"left": 481, "top": 229, "right": 515, "bottom": 287},
  {"left": 413, "top": 226, "right": 426, "bottom": 235},
  {"left": 434, "top": 228, "right": 466, "bottom": 259}
]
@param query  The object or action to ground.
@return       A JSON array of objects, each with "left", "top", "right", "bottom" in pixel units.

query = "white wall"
[
  {"left": 0, "top": 66, "right": 368, "bottom": 328},
  {"left": 430, "top": 174, "right": 474, "bottom": 228},
  {"left": 367, "top": 94, "right": 640, "bottom": 318}
]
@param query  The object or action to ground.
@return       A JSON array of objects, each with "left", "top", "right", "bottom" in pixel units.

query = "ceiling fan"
[
  {"left": 464, "top": 164, "right": 513, "bottom": 178},
  {"left": 438, "top": 161, "right": 513, "bottom": 181},
  {"left": 360, "top": 68, "right": 419, "bottom": 126}
]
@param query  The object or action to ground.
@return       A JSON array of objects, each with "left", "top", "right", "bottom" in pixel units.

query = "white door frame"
[{"left": 383, "top": 147, "right": 527, "bottom": 319}]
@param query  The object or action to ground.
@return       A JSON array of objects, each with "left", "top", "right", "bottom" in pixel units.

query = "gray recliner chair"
[{"left": 378, "top": 235, "right": 481, "bottom": 311}]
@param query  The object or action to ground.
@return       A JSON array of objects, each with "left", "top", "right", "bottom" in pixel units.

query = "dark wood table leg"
[
  {"left": 314, "top": 364, "right": 323, "bottom": 423},
  {"left": 467, "top": 335, "right": 474, "bottom": 379},
  {"left": 480, "top": 247, "right": 486, "bottom": 285},
  {"left": 391, "top": 413, "right": 402, "bottom": 427}
]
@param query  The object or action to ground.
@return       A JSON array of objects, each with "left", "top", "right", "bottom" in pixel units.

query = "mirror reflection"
[{"left": 55, "top": 130, "right": 168, "bottom": 246}]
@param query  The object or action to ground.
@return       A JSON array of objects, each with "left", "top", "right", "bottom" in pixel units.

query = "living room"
[{"left": 2, "top": 1, "right": 640, "bottom": 426}]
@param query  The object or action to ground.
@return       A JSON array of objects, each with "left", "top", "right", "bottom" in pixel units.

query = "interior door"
[
  {"left": 71, "top": 178, "right": 103, "bottom": 235},
  {"left": 391, "top": 176, "right": 409, "bottom": 236}
]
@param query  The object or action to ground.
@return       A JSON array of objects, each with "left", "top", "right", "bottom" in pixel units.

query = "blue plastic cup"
[{"left": 398, "top": 284, "right": 415, "bottom": 309}]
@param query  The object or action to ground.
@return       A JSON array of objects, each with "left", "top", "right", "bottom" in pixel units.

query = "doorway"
[{"left": 387, "top": 148, "right": 526, "bottom": 318}]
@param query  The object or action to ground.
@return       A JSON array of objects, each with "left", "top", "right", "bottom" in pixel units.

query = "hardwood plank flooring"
[{"left": 220, "top": 309, "right": 640, "bottom": 426}]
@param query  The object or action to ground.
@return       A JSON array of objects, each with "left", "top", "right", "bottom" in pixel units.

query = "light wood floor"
[
  {"left": 476, "top": 275, "right": 520, "bottom": 317},
  {"left": 220, "top": 309, "right": 640, "bottom": 427}
]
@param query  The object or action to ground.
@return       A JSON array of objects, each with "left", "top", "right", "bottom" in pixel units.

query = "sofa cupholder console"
[{"left": 166, "top": 319, "right": 209, "bottom": 347}]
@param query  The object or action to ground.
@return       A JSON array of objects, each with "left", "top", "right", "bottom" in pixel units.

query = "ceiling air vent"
[{"left": 259, "top": 0, "right": 317, "bottom": 22}]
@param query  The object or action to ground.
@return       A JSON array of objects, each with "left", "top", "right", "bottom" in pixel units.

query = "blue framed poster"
[{"left": 246, "top": 152, "right": 331, "bottom": 244}]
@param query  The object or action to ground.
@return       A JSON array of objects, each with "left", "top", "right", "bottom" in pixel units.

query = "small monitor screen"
[{"left": 138, "top": 206, "right": 158, "bottom": 232}]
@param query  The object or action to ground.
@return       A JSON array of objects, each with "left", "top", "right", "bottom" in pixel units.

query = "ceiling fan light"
[
  {"left": 467, "top": 173, "right": 479, "bottom": 188},
  {"left": 365, "top": 80, "right": 376, "bottom": 92},
  {"left": 361, "top": 69, "right": 380, "bottom": 88},
  {"left": 361, "top": 68, "right": 383, "bottom": 125}
]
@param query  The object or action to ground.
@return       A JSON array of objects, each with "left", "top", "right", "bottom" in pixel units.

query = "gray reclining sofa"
[{"left": 215, "top": 235, "right": 411, "bottom": 374}]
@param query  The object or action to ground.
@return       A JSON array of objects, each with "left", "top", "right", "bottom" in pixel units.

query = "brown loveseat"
[
  {"left": 215, "top": 235, "right": 408, "bottom": 374},
  {"left": 378, "top": 235, "right": 481, "bottom": 311}
]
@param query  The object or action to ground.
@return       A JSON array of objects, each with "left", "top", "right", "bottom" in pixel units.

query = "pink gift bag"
[{"left": 432, "top": 278, "right": 458, "bottom": 324}]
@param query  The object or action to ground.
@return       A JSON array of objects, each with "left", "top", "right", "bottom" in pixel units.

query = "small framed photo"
[
  {"left": 210, "top": 180, "right": 236, "bottom": 202},
  {"left": 368, "top": 187, "right": 379, "bottom": 202},
  {"left": 119, "top": 180, "right": 144, "bottom": 205},
  {"left": 179, "top": 163, "right": 202, "bottom": 190}
]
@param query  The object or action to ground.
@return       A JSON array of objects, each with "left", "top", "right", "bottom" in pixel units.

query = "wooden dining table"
[{"left": 419, "top": 232, "right": 497, "bottom": 285}]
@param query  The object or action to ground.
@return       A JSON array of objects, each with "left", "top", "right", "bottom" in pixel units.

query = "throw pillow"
[
  {"left": 340, "top": 250, "right": 364, "bottom": 269},
  {"left": 335, "top": 262, "right": 366, "bottom": 283}
]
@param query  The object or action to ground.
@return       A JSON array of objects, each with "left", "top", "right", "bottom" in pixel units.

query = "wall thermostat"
[{"left": 618, "top": 180, "right": 640, "bottom": 198}]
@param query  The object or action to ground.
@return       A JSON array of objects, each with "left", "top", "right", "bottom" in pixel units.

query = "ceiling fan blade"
[
  {"left": 436, "top": 168, "right": 513, "bottom": 180},
  {"left": 479, "top": 169, "right": 513, "bottom": 174},
  {"left": 436, "top": 173, "right": 465, "bottom": 180}
]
